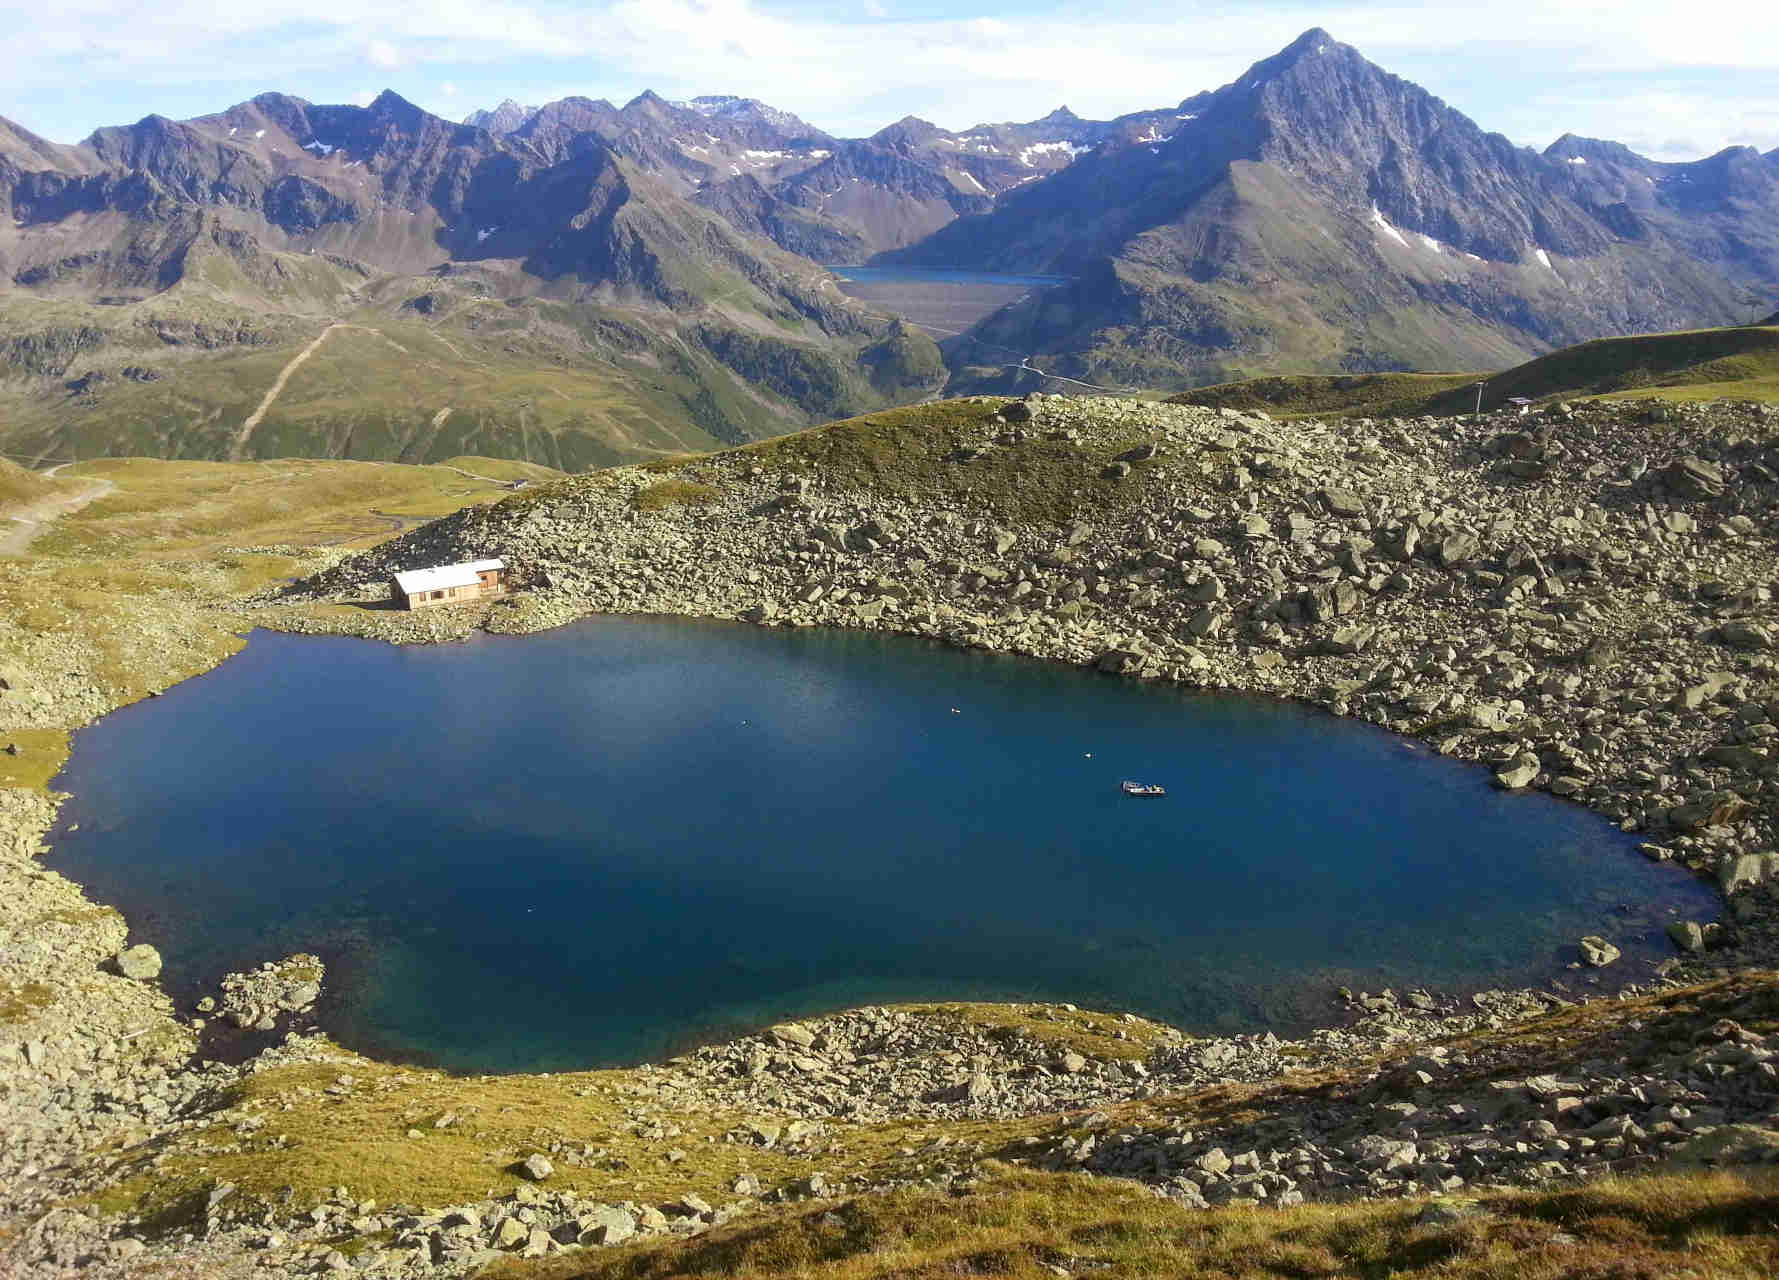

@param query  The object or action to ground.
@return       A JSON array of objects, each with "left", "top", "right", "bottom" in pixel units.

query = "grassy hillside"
[
  {"left": 727, "top": 398, "right": 1166, "bottom": 524},
  {"left": 484, "top": 1165, "right": 1779, "bottom": 1280},
  {"left": 0, "top": 262, "right": 946, "bottom": 471},
  {"left": 1465, "top": 325, "right": 1779, "bottom": 409},
  {"left": 1170, "top": 324, "right": 1779, "bottom": 418},
  {"left": 1164, "top": 371, "right": 1482, "bottom": 418},
  {"left": 0, "top": 456, "right": 75, "bottom": 509},
  {"left": 70, "top": 973, "right": 1779, "bottom": 1278},
  {"left": 2, "top": 456, "right": 557, "bottom": 709}
]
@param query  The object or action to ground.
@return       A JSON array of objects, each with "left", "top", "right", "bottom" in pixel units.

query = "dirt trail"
[
  {"left": 0, "top": 473, "right": 115, "bottom": 556},
  {"left": 228, "top": 323, "right": 344, "bottom": 461}
]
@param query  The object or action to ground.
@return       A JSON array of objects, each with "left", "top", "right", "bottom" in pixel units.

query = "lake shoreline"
[
  {"left": 5, "top": 389, "right": 1778, "bottom": 1275},
  {"left": 46, "top": 619, "right": 1709, "bottom": 1075}
]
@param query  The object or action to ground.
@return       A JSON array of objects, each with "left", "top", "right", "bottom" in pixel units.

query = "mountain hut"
[{"left": 391, "top": 559, "right": 505, "bottom": 610}]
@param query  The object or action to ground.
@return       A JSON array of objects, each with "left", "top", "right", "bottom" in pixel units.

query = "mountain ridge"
[
  {"left": 4, "top": 31, "right": 1778, "bottom": 462},
  {"left": 0, "top": 88, "right": 947, "bottom": 464},
  {"left": 886, "top": 29, "right": 1779, "bottom": 390}
]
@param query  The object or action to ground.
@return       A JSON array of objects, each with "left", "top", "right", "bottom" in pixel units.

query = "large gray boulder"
[
  {"left": 1436, "top": 532, "right": 1480, "bottom": 568},
  {"left": 1578, "top": 936, "right": 1620, "bottom": 967},
  {"left": 115, "top": 944, "right": 162, "bottom": 982},
  {"left": 1667, "top": 920, "right": 1707, "bottom": 953},
  {"left": 1718, "top": 621, "right": 1774, "bottom": 652},
  {"left": 1492, "top": 754, "right": 1540, "bottom": 789}
]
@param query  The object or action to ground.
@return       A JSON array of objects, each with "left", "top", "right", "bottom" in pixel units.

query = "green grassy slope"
[
  {"left": 483, "top": 1165, "right": 1779, "bottom": 1280},
  {"left": 1163, "top": 371, "right": 1483, "bottom": 418},
  {"left": 0, "top": 457, "right": 74, "bottom": 508},
  {"left": 727, "top": 398, "right": 1166, "bottom": 524},
  {"left": 0, "top": 272, "right": 946, "bottom": 469},
  {"left": 1170, "top": 324, "right": 1779, "bottom": 418},
  {"left": 0, "top": 203, "right": 952, "bottom": 471}
]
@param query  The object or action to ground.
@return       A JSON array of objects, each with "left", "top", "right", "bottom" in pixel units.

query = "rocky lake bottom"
[{"left": 46, "top": 618, "right": 1716, "bottom": 1073}]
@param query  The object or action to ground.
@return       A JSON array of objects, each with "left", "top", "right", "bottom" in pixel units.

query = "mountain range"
[{"left": 1, "top": 29, "right": 1775, "bottom": 465}]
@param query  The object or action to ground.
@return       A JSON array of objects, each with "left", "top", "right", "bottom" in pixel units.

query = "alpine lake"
[{"left": 48, "top": 618, "right": 1715, "bottom": 1074}]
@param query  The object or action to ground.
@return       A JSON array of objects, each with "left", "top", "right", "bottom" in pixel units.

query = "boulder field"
[
  {"left": 7, "top": 390, "right": 1779, "bottom": 1276},
  {"left": 297, "top": 391, "right": 1779, "bottom": 955}
]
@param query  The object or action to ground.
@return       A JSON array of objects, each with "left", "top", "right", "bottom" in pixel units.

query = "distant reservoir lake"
[
  {"left": 830, "top": 266, "right": 1071, "bottom": 289},
  {"left": 50, "top": 620, "right": 1712, "bottom": 1074},
  {"left": 827, "top": 265, "right": 1067, "bottom": 339}
]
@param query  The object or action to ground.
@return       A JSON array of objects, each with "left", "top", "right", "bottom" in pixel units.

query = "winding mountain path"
[
  {"left": 0, "top": 467, "right": 115, "bottom": 556},
  {"left": 227, "top": 322, "right": 344, "bottom": 461}
]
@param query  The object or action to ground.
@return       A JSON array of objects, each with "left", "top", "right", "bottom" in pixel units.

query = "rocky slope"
[
  {"left": 7, "top": 394, "right": 1779, "bottom": 1275},
  {"left": 294, "top": 391, "right": 1779, "bottom": 935},
  {"left": 0, "top": 90, "right": 950, "bottom": 463},
  {"left": 464, "top": 90, "right": 1160, "bottom": 262}
]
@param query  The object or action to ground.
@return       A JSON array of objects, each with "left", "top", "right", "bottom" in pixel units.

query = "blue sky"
[{"left": 5, "top": 1, "right": 1775, "bottom": 161}]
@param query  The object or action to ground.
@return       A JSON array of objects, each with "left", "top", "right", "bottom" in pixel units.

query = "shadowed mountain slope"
[
  {"left": 0, "top": 92, "right": 946, "bottom": 465},
  {"left": 890, "top": 30, "right": 1779, "bottom": 392}
]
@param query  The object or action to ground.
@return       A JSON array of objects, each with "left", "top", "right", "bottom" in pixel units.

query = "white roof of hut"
[{"left": 392, "top": 559, "right": 503, "bottom": 594}]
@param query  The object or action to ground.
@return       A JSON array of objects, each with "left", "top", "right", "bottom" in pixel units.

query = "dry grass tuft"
[
  {"left": 478, "top": 1164, "right": 1779, "bottom": 1280},
  {"left": 634, "top": 479, "right": 721, "bottom": 511}
]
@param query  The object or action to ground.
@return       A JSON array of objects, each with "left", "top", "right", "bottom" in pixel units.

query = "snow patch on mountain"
[
  {"left": 1019, "top": 140, "right": 1090, "bottom": 165},
  {"left": 1370, "top": 205, "right": 1409, "bottom": 248}
]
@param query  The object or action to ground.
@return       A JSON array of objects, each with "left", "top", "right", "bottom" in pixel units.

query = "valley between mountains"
[{"left": 2, "top": 28, "right": 1777, "bottom": 469}]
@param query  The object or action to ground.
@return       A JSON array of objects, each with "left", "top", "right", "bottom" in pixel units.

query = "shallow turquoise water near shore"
[{"left": 49, "top": 618, "right": 1713, "bottom": 1072}]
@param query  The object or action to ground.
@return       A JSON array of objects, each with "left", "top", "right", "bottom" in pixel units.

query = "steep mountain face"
[
  {"left": 0, "top": 91, "right": 945, "bottom": 463},
  {"left": 465, "top": 92, "right": 1162, "bottom": 260},
  {"left": 463, "top": 100, "right": 539, "bottom": 134},
  {"left": 679, "top": 95, "right": 825, "bottom": 139},
  {"left": 892, "top": 29, "right": 1779, "bottom": 389}
]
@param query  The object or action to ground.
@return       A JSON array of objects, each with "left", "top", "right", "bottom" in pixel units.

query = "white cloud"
[
  {"left": 365, "top": 38, "right": 404, "bottom": 69},
  {"left": 441, "top": 81, "right": 460, "bottom": 96},
  {"left": 0, "top": 0, "right": 1774, "bottom": 157}
]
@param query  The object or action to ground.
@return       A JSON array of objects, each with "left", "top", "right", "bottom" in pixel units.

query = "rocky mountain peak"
[
  {"left": 463, "top": 99, "right": 539, "bottom": 134},
  {"left": 366, "top": 90, "right": 427, "bottom": 124},
  {"left": 872, "top": 116, "right": 948, "bottom": 147},
  {"left": 681, "top": 95, "right": 825, "bottom": 139},
  {"left": 621, "top": 90, "right": 677, "bottom": 120},
  {"left": 1270, "top": 27, "right": 1346, "bottom": 68},
  {"left": 1544, "top": 133, "right": 1649, "bottom": 168}
]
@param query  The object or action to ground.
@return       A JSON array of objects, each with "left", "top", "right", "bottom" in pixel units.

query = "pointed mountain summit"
[
  {"left": 0, "top": 87, "right": 938, "bottom": 462},
  {"left": 681, "top": 95, "right": 827, "bottom": 140},
  {"left": 463, "top": 99, "right": 538, "bottom": 134},
  {"left": 888, "top": 27, "right": 1779, "bottom": 389},
  {"left": 872, "top": 116, "right": 950, "bottom": 148}
]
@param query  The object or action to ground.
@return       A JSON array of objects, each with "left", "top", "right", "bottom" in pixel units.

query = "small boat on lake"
[{"left": 1121, "top": 780, "right": 1166, "bottom": 797}]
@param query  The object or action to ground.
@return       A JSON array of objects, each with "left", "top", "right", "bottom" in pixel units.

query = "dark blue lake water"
[
  {"left": 829, "top": 265, "right": 1070, "bottom": 289},
  {"left": 49, "top": 620, "right": 1711, "bottom": 1073}
]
